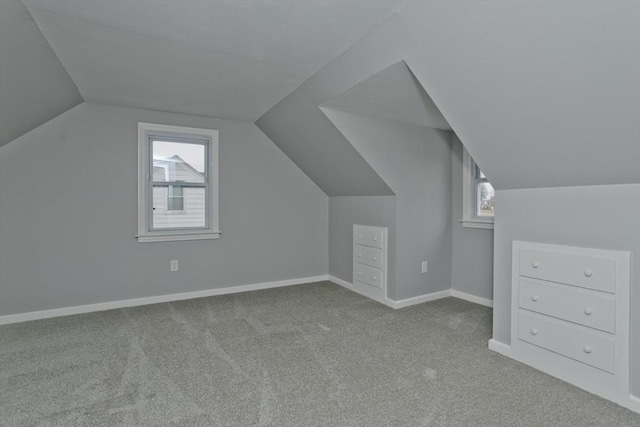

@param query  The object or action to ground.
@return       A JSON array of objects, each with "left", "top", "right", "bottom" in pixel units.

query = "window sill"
[
  {"left": 136, "top": 232, "right": 221, "bottom": 243},
  {"left": 460, "top": 219, "right": 494, "bottom": 230}
]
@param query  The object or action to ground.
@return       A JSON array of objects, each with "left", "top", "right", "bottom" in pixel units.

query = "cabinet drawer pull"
[
  {"left": 583, "top": 346, "right": 592, "bottom": 354},
  {"left": 584, "top": 270, "right": 593, "bottom": 277},
  {"left": 373, "top": 237, "right": 377, "bottom": 242},
  {"left": 357, "top": 253, "right": 362, "bottom": 258},
  {"left": 532, "top": 262, "right": 540, "bottom": 269},
  {"left": 531, "top": 295, "right": 539, "bottom": 302},
  {"left": 584, "top": 308, "right": 593, "bottom": 316},
  {"left": 372, "top": 276, "right": 377, "bottom": 281},
  {"left": 357, "top": 272, "right": 362, "bottom": 276},
  {"left": 530, "top": 329, "right": 538, "bottom": 336},
  {"left": 372, "top": 257, "right": 377, "bottom": 261}
]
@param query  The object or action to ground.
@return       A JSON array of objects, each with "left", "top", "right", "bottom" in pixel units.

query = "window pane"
[
  {"left": 152, "top": 140, "right": 205, "bottom": 183},
  {"left": 476, "top": 182, "right": 495, "bottom": 217},
  {"left": 167, "top": 186, "right": 184, "bottom": 211},
  {"left": 153, "top": 186, "right": 206, "bottom": 229}
]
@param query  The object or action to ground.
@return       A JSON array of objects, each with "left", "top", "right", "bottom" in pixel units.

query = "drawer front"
[
  {"left": 519, "top": 279, "right": 616, "bottom": 333},
  {"left": 354, "top": 225, "right": 384, "bottom": 249},
  {"left": 519, "top": 248, "right": 616, "bottom": 293},
  {"left": 518, "top": 311, "right": 615, "bottom": 373},
  {"left": 353, "top": 263, "right": 384, "bottom": 289},
  {"left": 353, "top": 245, "right": 383, "bottom": 269}
]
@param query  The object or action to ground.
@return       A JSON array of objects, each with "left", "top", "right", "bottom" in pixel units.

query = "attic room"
[{"left": 0, "top": 0, "right": 638, "bottom": 425}]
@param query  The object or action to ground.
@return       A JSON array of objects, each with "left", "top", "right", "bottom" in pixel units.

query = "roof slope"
[
  {"left": 0, "top": 0, "right": 82, "bottom": 147},
  {"left": 21, "top": 0, "right": 409, "bottom": 123},
  {"left": 258, "top": 1, "right": 640, "bottom": 193}
]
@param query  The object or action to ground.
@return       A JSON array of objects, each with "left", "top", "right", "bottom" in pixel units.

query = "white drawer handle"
[
  {"left": 358, "top": 235, "right": 362, "bottom": 239},
  {"left": 532, "top": 262, "right": 540, "bottom": 269},
  {"left": 584, "top": 308, "right": 593, "bottom": 316},
  {"left": 531, "top": 295, "right": 539, "bottom": 302},
  {"left": 530, "top": 329, "right": 538, "bottom": 336},
  {"left": 372, "top": 257, "right": 377, "bottom": 261},
  {"left": 358, "top": 272, "right": 362, "bottom": 276},
  {"left": 373, "top": 237, "right": 377, "bottom": 242},
  {"left": 584, "top": 270, "right": 593, "bottom": 278},
  {"left": 358, "top": 253, "right": 362, "bottom": 258},
  {"left": 583, "top": 346, "right": 592, "bottom": 354},
  {"left": 372, "top": 277, "right": 377, "bottom": 281}
]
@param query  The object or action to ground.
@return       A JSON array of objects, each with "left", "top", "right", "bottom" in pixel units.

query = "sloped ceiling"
[
  {"left": 21, "top": 0, "right": 409, "bottom": 123},
  {"left": 399, "top": 0, "right": 640, "bottom": 189},
  {"left": 258, "top": 1, "right": 640, "bottom": 192},
  {"left": 0, "top": 0, "right": 82, "bottom": 147},
  {"left": 321, "top": 61, "right": 451, "bottom": 130}
]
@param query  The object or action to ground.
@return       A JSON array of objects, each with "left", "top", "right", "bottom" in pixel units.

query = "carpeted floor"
[{"left": 1, "top": 281, "right": 638, "bottom": 426}]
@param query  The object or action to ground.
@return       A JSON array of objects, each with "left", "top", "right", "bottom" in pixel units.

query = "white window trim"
[
  {"left": 461, "top": 147, "right": 494, "bottom": 230},
  {"left": 137, "top": 122, "right": 220, "bottom": 243}
]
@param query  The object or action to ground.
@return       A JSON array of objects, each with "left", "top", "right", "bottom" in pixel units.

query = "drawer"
[
  {"left": 518, "top": 310, "right": 615, "bottom": 373},
  {"left": 353, "top": 263, "right": 383, "bottom": 289},
  {"left": 519, "top": 247, "right": 616, "bottom": 293},
  {"left": 353, "top": 245, "right": 383, "bottom": 269},
  {"left": 354, "top": 225, "right": 384, "bottom": 249},
  {"left": 519, "top": 279, "right": 615, "bottom": 333}
]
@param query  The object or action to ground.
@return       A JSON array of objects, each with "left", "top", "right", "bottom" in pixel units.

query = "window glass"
[
  {"left": 476, "top": 180, "right": 495, "bottom": 217},
  {"left": 152, "top": 140, "right": 205, "bottom": 183}
]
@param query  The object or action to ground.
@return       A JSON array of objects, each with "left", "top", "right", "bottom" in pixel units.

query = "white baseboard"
[
  {"left": 328, "top": 276, "right": 457, "bottom": 309},
  {"left": 627, "top": 394, "right": 640, "bottom": 414},
  {"left": 0, "top": 275, "right": 329, "bottom": 325},
  {"left": 451, "top": 289, "right": 493, "bottom": 307},
  {"left": 488, "top": 339, "right": 511, "bottom": 357},
  {"left": 386, "top": 290, "right": 451, "bottom": 309}
]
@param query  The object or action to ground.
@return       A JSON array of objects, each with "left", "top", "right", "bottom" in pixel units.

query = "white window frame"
[
  {"left": 461, "top": 147, "right": 494, "bottom": 230},
  {"left": 137, "top": 123, "right": 220, "bottom": 243}
]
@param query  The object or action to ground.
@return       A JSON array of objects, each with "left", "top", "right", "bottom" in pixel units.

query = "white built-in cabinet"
[
  {"left": 353, "top": 225, "right": 387, "bottom": 302},
  {"left": 511, "top": 241, "right": 634, "bottom": 411}
]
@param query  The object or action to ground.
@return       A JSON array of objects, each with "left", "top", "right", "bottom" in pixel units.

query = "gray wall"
[
  {"left": 492, "top": 184, "right": 640, "bottom": 396},
  {"left": 0, "top": 0, "right": 82, "bottom": 147},
  {"left": 451, "top": 135, "right": 494, "bottom": 300},
  {"left": 324, "top": 110, "right": 452, "bottom": 300},
  {"left": 329, "top": 196, "right": 397, "bottom": 293},
  {"left": 0, "top": 103, "right": 328, "bottom": 315}
]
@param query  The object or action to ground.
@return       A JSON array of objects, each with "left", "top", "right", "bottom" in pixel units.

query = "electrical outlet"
[
  {"left": 421, "top": 261, "right": 428, "bottom": 273},
  {"left": 170, "top": 260, "right": 179, "bottom": 272}
]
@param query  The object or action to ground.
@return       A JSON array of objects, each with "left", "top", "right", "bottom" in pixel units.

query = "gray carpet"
[{"left": 1, "top": 282, "right": 638, "bottom": 426}]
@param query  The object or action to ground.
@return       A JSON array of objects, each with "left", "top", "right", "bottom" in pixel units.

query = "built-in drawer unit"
[
  {"left": 353, "top": 225, "right": 387, "bottom": 301},
  {"left": 353, "top": 263, "right": 384, "bottom": 289},
  {"left": 518, "top": 247, "right": 616, "bottom": 293},
  {"left": 353, "top": 245, "right": 383, "bottom": 269},
  {"left": 519, "top": 278, "right": 616, "bottom": 333},
  {"left": 354, "top": 224, "right": 384, "bottom": 249},
  {"left": 510, "top": 241, "right": 631, "bottom": 411},
  {"left": 518, "top": 310, "right": 615, "bottom": 373}
]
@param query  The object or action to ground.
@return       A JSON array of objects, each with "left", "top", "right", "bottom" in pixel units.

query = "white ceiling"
[
  {"left": 321, "top": 61, "right": 451, "bottom": 130},
  {"left": 22, "top": 0, "right": 409, "bottom": 122}
]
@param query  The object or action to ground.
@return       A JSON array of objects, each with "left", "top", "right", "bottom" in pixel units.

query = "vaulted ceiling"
[
  {"left": 258, "top": 0, "right": 640, "bottom": 193},
  {"left": 19, "top": 0, "right": 409, "bottom": 124},
  {"left": 2, "top": 1, "right": 639, "bottom": 193},
  {"left": 0, "top": 0, "right": 82, "bottom": 146}
]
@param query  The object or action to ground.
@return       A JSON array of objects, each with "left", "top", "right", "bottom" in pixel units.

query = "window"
[
  {"left": 462, "top": 147, "right": 494, "bottom": 229},
  {"left": 167, "top": 185, "right": 184, "bottom": 211},
  {"left": 137, "top": 123, "right": 219, "bottom": 242}
]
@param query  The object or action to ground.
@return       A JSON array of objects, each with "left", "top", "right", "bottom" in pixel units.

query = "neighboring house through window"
[
  {"left": 137, "top": 123, "right": 219, "bottom": 242},
  {"left": 461, "top": 146, "right": 495, "bottom": 229}
]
